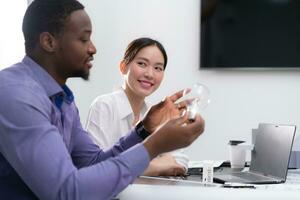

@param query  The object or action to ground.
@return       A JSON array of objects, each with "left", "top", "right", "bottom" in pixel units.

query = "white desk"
[{"left": 117, "top": 170, "right": 300, "bottom": 200}]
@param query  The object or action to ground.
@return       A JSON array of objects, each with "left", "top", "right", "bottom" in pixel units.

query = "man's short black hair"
[{"left": 22, "top": 0, "right": 84, "bottom": 53}]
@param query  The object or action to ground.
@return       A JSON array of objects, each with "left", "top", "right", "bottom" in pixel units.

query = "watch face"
[{"left": 136, "top": 121, "right": 150, "bottom": 140}]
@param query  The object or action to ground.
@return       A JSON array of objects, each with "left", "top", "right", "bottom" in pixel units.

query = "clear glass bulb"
[{"left": 180, "top": 83, "right": 210, "bottom": 121}]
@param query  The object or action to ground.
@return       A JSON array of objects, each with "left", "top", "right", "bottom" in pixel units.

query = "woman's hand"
[{"left": 143, "top": 154, "right": 186, "bottom": 176}]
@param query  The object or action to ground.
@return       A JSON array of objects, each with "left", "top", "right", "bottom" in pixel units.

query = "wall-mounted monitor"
[{"left": 201, "top": 0, "right": 300, "bottom": 68}]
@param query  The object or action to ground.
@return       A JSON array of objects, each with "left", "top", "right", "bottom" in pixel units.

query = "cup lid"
[{"left": 228, "top": 140, "right": 245, "bottom": 145}]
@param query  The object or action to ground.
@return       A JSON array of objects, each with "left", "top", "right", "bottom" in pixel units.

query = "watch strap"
[{"left": 135, "top": 120, "right": 151, "bottom": 140}]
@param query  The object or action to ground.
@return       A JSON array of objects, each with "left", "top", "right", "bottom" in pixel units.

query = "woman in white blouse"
[{"left": 86, "top": 37, "right": 187, "bottom": 176}]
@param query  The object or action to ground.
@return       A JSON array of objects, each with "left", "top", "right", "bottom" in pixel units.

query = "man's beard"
[{"left": 72, "top": 69, "right": 90, "bottom": 80}]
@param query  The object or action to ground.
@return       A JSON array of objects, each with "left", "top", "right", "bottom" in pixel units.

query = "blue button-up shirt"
[{"left": 0, "top": 56, "right": 149, "bottom": 200}]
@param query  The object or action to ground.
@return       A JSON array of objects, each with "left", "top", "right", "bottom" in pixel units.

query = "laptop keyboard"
[{"left": 231, "top": 172, "right": 276, "bottom": 182}]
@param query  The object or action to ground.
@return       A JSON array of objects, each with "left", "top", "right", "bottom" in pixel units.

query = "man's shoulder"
[
  {"left": 0, "top": 64, "right": 48, "bottom": 105},
  {"left": 0, "top": 63, "right": 40, "bottom": 89}
]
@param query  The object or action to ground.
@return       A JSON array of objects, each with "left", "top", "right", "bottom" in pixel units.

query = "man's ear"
[
  {"left": 119, "top": 60, "right": 128, "bottom": 74},
  {"left": 39, "top": 32, "right": 57, "bottom": 52}
]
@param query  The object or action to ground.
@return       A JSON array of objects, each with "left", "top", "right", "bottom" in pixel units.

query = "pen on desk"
[{"left": 222, "top": 183, "right": 256, "bottom": 189}]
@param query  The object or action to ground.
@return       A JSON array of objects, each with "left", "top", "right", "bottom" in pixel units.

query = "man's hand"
[
  {"left": 142, "top": 90, "right": 187, "bottom": 133},
  {"left": 143, "top": 112, "right": 205, "bottom": 160}
]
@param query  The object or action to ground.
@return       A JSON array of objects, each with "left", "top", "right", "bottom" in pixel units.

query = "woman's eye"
[
  {"left": 155, "top": 66, "right": 164, "bottom": 72},
  {"left": 138, "top": 62, "right": 146, "bottom": 67}
]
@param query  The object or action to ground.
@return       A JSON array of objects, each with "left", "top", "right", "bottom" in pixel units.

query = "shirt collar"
[
  {"left": 115, "top": 89, "right": 149, "bottom": 120},
  {"left": 53, "top": 85, "right": 74, "bottom": 110}
]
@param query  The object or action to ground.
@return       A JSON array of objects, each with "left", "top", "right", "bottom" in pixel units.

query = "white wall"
[
  {"left": 68, "top": 0, "right": 300, "bottom": 160},
  {"left": 0, "top": 0, "right": 27, "bottom": 70}
]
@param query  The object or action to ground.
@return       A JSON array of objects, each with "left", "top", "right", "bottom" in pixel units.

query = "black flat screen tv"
[{"left": 201, "top": 0, "right": 300, "bottom": 68}]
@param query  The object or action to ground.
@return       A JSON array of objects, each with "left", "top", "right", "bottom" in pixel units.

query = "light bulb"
[{"left": 180, "top": 83, "right": 210, "bottom": 121}]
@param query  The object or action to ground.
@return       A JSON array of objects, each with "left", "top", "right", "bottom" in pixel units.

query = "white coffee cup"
[{"left": 228, "top": 140, "right": 254, "bottom": 169}]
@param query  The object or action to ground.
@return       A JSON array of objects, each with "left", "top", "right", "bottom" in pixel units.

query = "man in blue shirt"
[{"left": 0, "top": 0, "right": 205, "bottom": 199}]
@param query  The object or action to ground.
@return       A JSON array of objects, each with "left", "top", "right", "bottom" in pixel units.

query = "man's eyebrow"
[{"left": 82, "top": 29, "right": 92, "bottom": 34}]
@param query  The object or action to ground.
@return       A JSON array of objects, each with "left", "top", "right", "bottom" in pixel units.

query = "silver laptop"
[{"left": 214, "top": 124, "right": 296, "bottom": 184}]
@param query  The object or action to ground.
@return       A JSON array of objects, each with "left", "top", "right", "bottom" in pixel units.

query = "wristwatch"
[{"left": 135, "top": 120, "right": 151, "bottom": 140}]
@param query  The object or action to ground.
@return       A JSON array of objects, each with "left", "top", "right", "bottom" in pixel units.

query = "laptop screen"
[{"left": 250, "top": 124, "right": 296, "bottom": 180}]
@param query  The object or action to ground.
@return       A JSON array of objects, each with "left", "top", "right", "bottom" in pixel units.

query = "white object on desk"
[
  {"left": 229, "top": 143, "right": 254, "bottom": 169},
  {"left": 202, "top": 160, "right": 214, "bottom": 183},
  {"left": 118, "top": 183, "right": 300, "bottom": 200},
  {"left": 118, "top": 170, "right": 300, "bottom": 200}
]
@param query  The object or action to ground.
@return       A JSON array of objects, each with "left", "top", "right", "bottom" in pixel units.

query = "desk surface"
[{"left": 117, "top": 170, "right": 300, "bottom": 200}]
